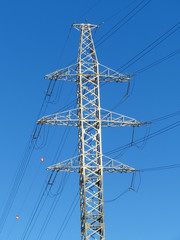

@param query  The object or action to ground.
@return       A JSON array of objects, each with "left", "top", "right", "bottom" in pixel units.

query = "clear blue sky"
[{"left": 0, "top": 0, "right": 180, "bottom": 239}]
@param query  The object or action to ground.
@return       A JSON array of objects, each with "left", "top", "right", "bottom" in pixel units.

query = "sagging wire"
[
  {"left": 133, "top": 123, "right": 151, "bottom": 150},
  {"left": 130, "top": 122, "right": 152, "bottom": 149},
  {"left": 34, "top": 125, "right": 51, "bottom": 150},
  {"left": 104, "top": 74, "right": 135, "bottom": 112},
  {"left": 104, "top": 172, "right": 139, "bottom": 203},
  {"left": 106, "top": 120, "right": 180, "bottom": 159},
  {"left": 48, "top": 172, "right": 70, "bottom": 198},
  {"left": 46, "top": 81, "right": 64, "bottom": 105},
  {"left": 131, "top": 126, "right": 135, "bottom": 146}
]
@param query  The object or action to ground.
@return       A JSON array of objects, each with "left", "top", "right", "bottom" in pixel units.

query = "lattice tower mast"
[{"left": 38, "top": 23, "right": 147, "bottom": 240}]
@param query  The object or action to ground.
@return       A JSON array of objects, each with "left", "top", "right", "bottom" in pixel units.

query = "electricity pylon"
[{"left": 38, "top": 23, "right": 146, "bottom": 240}]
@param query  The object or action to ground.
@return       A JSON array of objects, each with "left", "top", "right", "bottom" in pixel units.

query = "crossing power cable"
[
  {"left": 0, "top": 75, "right": 67, "bottom": 235},
  {"left": 118, "top": 20, "right": 180, "bottom": 72},
  {"left": 18, "top": 77, "right": 78, "bottom": 239},
  {"left": 95, "top": 0, "right": 152, "bottom": 47},
  {"left": 1, "top": 4, "right": 104, "bottom": 235},
  {"left": 54, "top": 190, "right": 79, "bottom": 240},
  {"left": 138, "top": 163, "right": 180, "bottom": 172},
  {"left": 21, "top": 172, "right": 57, "bottom": 240},
  {"left": 36, "top": 144, "right": 79, "bottom": 240},
  {"left": 19, "top": 105, "right": 76, "bottom": 239},
  {"left": 105, "top": 162, "right": 180, "bottom": 203},
  {"left": 0, "top": 22, "right": 75, "bottom": 234},
  {"left": 105, "top": 119, "right": 180, "bottom": 157},
  {"left": 67, "top": 0, "right": 152, "bottom": 66},
  {"left": 19, "top": 128, "right": 72, "bottom": 239},
  {"left": 102, "top": 0, "right": 138, "bottom": 24},
  {"left": 133, "top": 48, "right": 180, "bottom": 74},
  {"left": 36, "top": 173, "right": 70, "bottom": 240}
]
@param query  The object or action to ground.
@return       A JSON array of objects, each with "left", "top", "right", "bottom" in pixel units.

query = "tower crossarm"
[
  {"left": 46, "top": 154, "right": 135, "bottom": 173},
  {"left": 45, "top": 64, "right": 77, "bottom": 81},
  {"left": 100, "top": 108, "right": 148, "bottom": 127},
  {"left": 44, "top": 63, "right": 131, "bottom": 83},
  {"left": 37, "top": 108, "right": 148, "bottom": 127},
  {"left": 37, "top": 108, "right": 78, "bottom": 126},
  {"left": 98, "top": 63, "right": 131, "bottom": 83}
]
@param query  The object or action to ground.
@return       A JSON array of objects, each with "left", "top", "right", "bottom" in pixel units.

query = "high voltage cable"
[
  {"left": 18, "top": 76, "right": 77, "bottom": 239},
  {"left": 0, "top": 80, "right": 66, "bottom": 233},
  {"left": 36, "top": 172, "right": 70, "bottom": 240},
  {"left": 36, "top": 146, "right": 79, "bottom": 240},
  {"left": 150, "top": 110, "right": 180, "bottom": 123},
  {"left": 0, "top": 2, "right": 108, "bottom": 235},
  {"left": 54, "top": 191, "right": 79, "bottom": 240},
  {"left": 118, "top": 21, "right": 180, "bottom": 72},
  {"left": 105, "top": 188, "right": 130, "bottom": 203},
  {"left": 16, "top": 110, "right": 180, "bottom": 239},
  {"left": 96, "top": 0, "right": 152, "bottom": 47},
  {"left": 0, "top": 79, "right": 52, "bottom": 232},
  {"left": 18, "top": 120, "right": 75, "bottom": 239},
  {"left": 102, "top": 0, "right": 138, "bottom": 23},
  {"left": 0, "top": 138, "right": 35, "bottom": 232},
  {"left": 105, "top": 162, "right": 180, "bottom": 203},
  {"left": 112, "top": 49, "right": 180, "bottom": 110},
  {"left": 138, "top": 163, "right": 180, "bottom": 172},
  {"left": 21, "top": 173, "right": 56, "bottom": 240},
  {"left": 133, "top": 48, "right": 180, "bottom": 74},
  {"left": 0, "top": 28, "right": 76, "bottom": 233},
  {"left": 25, "top": 173, "right": 64, "bottom": 240},
  {"left": 19, "top": 128, "right": 72, "bottom": 239},
  {"left": 2, "top": 6, "right": 179, "bottom": 238},
  {"left": 105, "top": 120, "right": 180, "bottom": 157}
]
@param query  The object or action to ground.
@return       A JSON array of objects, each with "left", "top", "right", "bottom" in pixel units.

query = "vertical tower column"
[{"left": 75, "top": 24, "right": 105, "bottom": 240}]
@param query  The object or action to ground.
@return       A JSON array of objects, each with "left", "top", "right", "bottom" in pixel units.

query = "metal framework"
[{"left": 38, "top": 23, "right": 146, "bottom": 240}]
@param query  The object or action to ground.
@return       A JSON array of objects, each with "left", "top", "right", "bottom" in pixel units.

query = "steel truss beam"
[
  {"left": 38, "top": 108, "right": 148, "bottom": 127},
  {"left": 46, "top": 155, "right": 135, "bottom": 173},
  {"left": 39, "top": 23, "right": 147, "bottom": 240}
]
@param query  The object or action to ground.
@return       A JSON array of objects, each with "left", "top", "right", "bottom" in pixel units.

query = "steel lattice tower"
[{"left": 38, "top": 23, "right": 146, "bottom": 240}]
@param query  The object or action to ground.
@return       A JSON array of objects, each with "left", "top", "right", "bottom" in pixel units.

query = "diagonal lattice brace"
[{"left": 46, "top": 154, "right": 135, "bottom": 173}]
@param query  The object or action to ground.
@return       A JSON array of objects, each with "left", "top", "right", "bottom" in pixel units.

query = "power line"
[
  {"left": 105, "top": 188, "right": 130, "bottom": 203},
  {"left": 105, "top": 120, "right": 180, "bottom": 157},
  {"left": 133, "top": 48, "right": 180, "bottom": 74},
  {"left": 102, "top": 0, "right": 138, "bottom": 23},
  {"left": 118, "top": 21, "right": 180, "bottom": 72},
  {"left": 36, "top": 173, "right": 70, "bottom": 240},
  {"left": 54, "top": 191, "right": 79, "bottom": 240},
  {"left": 96, "top": 0, "right": 152, "bottom": 47},
  {"left": 104, "top": 162, "right": 180, "bottom": 203},
  {"left": 21, "top": 172, "right": 57, "bottom": 240},
  {"left": 150, "top": 110, "right": 180, "bottom": 123},
  {"left": 138, "top": 163, "right": 180, "bottom": 172}
]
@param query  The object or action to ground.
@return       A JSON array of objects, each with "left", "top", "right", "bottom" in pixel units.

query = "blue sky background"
[{"left": 0, "top": 0, "right": 180, "bottom": 239}]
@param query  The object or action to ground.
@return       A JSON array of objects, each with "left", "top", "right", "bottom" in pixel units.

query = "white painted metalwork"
[
  {"left": 38, "top": 23, "right": 146, "bottom": 240},
  {"left": 37, "top": 108, "right": 147, "bottom": 127},
  {"left": 46, "top": 154, "right": 135, "bottom": 173}
]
